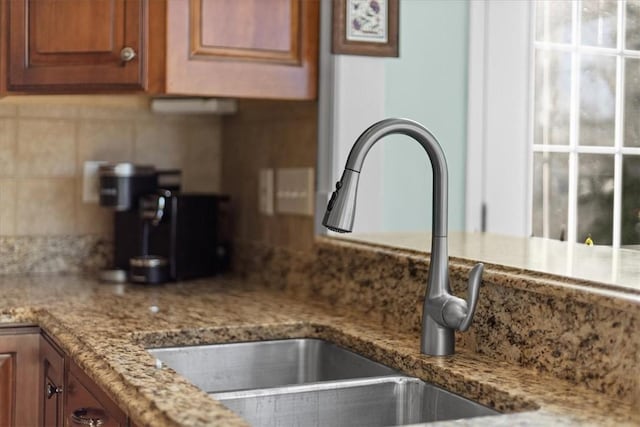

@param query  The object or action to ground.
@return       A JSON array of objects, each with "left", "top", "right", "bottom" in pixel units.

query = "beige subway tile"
[
  {"left": 78, "top": 105, "right": 152, "bottom": 120},
  {"left": 0, "top": 103, "right": 18, "bottom": 117},
  {"left": 134, "top": 121, "right": 188, "bottom": 170},
  {"left": 16, "top": 178, "right": 76, "bottom": 235},
  {"left": 182, "top": 123, "right": 222, "bottom": 193},
  {"left": 17, "top": 119, "right": 76, "bottom": 177},
  {"left": 18, "top": 104, "right": 78, "bottom": 119},
  {"left": 74, "top": 176, "right": 112, "bottom": 235},
  {"left": 76, "top": 201, "right": 113, "bottom": 236},
  {"left": 0, "top": 119, "right": 17, "bottom": 177},
  {"left": 77, "top": 120, "right": 135, "bottom": 166},
  {"left": 182, "top": 173, "right": 221, "bottom": 193},
  {"left": 0, "top": 179, "right": 17, "bottom": 235}
]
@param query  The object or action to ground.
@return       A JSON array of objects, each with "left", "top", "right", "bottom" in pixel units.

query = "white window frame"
[
  {"left": 465, "top": 0, "right": 534, "bottom": 237},
  {"left": 466, "top": 0, "right": 640, "bottom": 249},
  {"left": 533, "top": 0, "right": 640, "bottom": 248}
]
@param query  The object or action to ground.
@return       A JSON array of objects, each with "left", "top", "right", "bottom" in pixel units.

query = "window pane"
[
  {"left": 534, "top": 50, "right": 572, "bottom": 146},
  {"left": 532, "top": 152, "right": 569, "bottom": 240},
  {"left": 624, "top": 58, "right": 640, "bottom": 147},
  {"left": 626, "top": 0, "right": 640, "bottom": 50},
  {"left": 621, "top": 156, "right": 640, "bottom": 247},
  {"left": 579, "top": 54, "right": 616, "bottom": 146},
  {"left": 577, "top": 154, "right": 614, "bottom": 245},
  {"left": 536, "top": 0, "right": 573, "bottom": 44},
  {"left": 581, "top": 0, "right": 618, "bottom": 48}
]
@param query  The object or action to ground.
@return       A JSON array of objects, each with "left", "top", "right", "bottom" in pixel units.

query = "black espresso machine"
[{"left": 98, "top": 163, "right": 230, "bottom": 284}]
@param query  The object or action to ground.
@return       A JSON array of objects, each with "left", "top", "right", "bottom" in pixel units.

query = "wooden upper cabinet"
[
  {"left": 167, "top": 0, "right": 319, "bottom": 99},
  {"left": 7, "top": 0, "right": 145, "bottom": 92},
  {"left": 0, "top": 0, "right": 6, "bottom": 96}
]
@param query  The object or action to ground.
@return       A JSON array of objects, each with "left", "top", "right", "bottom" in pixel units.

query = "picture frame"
[{"left": 332, "top": 0, "right": 399, "bottom": 57}]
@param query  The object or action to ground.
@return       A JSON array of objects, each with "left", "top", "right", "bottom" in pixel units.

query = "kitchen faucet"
[{"left": 322, "top": 118, "right": 484, "bottom": 356}]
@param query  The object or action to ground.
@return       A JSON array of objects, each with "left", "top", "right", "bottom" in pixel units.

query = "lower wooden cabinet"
[
  {"left": 0, "top": 326, "right": 40, "bottom": 427},
  {"left": 0, "top": 328, "right": 129, "bottom": 427},
  {"left": 66, "top": 360, "right": 127, "bottom": 427},
  {"left": 40, "top": 332, "right": 128, "bottom": 427},
  {"left": 40, "top": 334, "right": 65, "bottom": 427}
]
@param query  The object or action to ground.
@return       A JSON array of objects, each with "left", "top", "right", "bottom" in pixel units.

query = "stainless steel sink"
[
  {"left": 148, "top": 338, "right": 399, "bottom": 393},
  {"left": 148, "top": 338, "right": 505, "bottom": 426},
  {"left": 213, "top": 376, "right": 500, "bottom": 427}
]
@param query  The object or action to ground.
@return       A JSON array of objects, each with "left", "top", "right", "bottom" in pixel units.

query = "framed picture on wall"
[{"left": 332, "top": 0, "right": 399, "bottom": 57}]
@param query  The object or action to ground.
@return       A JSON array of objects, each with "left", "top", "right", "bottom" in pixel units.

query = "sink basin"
[
  {"left": 149, "top": 338, "right": 506, "bottom": 425},
  {"left": 148, "top": 338, "right": 398, "bottom": 393},
  {"left": 213, "top": 376, "right": 500, "bottom": 427}
]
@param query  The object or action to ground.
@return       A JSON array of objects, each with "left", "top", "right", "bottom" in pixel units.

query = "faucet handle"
[{"left": 458, "top": 263, "right": 484, "bottom": 331}]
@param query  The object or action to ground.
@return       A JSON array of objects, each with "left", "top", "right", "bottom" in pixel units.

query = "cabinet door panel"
[
  {"left": 0, "top": 332, "right": 39, "bottom": 427},
  {"left": 40, "top": 334, "right": 64, "bottom": 427},
  {"left": 8, "top": 0, "right": 144, "bottom": 91},
  {"left": 0, "top": 354, "right": 15, "bottom": 426},
  {"left": 167, "top": 0, "right": 318, "bottom": 99},
  {"left": 32, "top": 0, "right": 116, "bottom": 55},
  {"left": 0, "top": 1, "right": 7, "bottom": 95},
  {"left": 195, "top": 0, "right": 299, "bottom": 63}
]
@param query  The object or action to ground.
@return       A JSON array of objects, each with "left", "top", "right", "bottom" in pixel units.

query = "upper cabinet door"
[
  {"left": 7, "top": 0, "right": 144, "bottom": 92},
  {"left": 166, "top": 0, "right": 319, "bottom": 99}
]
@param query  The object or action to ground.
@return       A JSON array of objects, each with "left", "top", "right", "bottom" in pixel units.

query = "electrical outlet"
[
  {"left": 276, "top": 168, "right": 314, "bottom": 216},
  {"left": 82, "top": 161, "right": 107, "bottom": 203},
  {"left": 258, "top": 168, "right": 274, "bottom": 215}
]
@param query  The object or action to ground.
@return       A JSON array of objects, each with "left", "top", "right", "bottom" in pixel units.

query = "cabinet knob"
[
  {"left": 46, "top": 382, "right": 63, "bottom": 399},
  {"left": 120, "top": 46, "right": 137, "bottom": 62},
  {"left": 71, "top": 408, "right": 107, "bottom": 426}
]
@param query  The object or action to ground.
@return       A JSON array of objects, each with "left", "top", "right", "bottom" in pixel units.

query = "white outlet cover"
[
  {"left": 276, "top": 168, "right": 314, "bottom": 216},
  {"left": 82, "top": 161, "right": 108, "bottom": 203},
  {"left": 258, "top": 168, "right": 275, "bottom": 215}
]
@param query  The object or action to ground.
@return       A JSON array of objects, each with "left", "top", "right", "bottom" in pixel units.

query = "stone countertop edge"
[
  {"left": 0, "top": 276, "right": 637, "bottom": 426},
  {"left": 317, "top": 236, "right": 640, "bottom": 311}
]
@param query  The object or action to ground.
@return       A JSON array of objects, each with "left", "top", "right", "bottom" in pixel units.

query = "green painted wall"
[{"left": 382, "top": 0, "right": 469, "bottom": 231}]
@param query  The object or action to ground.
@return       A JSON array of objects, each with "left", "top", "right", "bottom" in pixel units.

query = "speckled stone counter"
[
  {"left": 233, "top": 237, "right": 640, "bottom": 410},
  {"left": 0, "top": 270, "right": 637, "bottom": 426},
  {"left": 0, "top": 235, "right": 110, "bottom": 275},
  {"left": 336, "top": 231, "right": 640, "bottom": 292}
]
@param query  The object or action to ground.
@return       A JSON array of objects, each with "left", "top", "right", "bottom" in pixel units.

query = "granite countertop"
[
  {"left": 335, "top": 232, "right": 640, "bottom": 292},
  {"left": 0, "top": 274, "right": 637, "bottom": 427}
]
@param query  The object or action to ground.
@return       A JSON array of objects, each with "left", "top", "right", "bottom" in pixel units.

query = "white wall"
[{"left": 383, "top": 0, "right": 469, "bottom": 232}]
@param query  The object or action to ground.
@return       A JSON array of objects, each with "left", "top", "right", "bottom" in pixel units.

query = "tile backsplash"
[
  {"left": 222, "top": 100, "right": 317, "bottom": 251},
  {"left": 0, "top": 98, "right": 222, "bottom": 237}
]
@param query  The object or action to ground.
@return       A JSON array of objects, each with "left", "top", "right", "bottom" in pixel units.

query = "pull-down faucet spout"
[{"left": 323, "top": 118, "right": 484, "bottom": 356}]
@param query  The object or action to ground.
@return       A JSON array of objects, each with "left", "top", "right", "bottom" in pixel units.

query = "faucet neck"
[{"left": 343, "top": 118, "right": 448, "bottom": 237}]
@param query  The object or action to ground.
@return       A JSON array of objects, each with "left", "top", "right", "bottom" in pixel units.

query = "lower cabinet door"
[
  {"left": 0, "top": 330, "right": 39, "bottom": 427},
  {"left": 40, "top": 334, "right": 65, "bottom": 427},
  {"left": 65, "top": 362, "right": 127, "bottom": 427}
]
